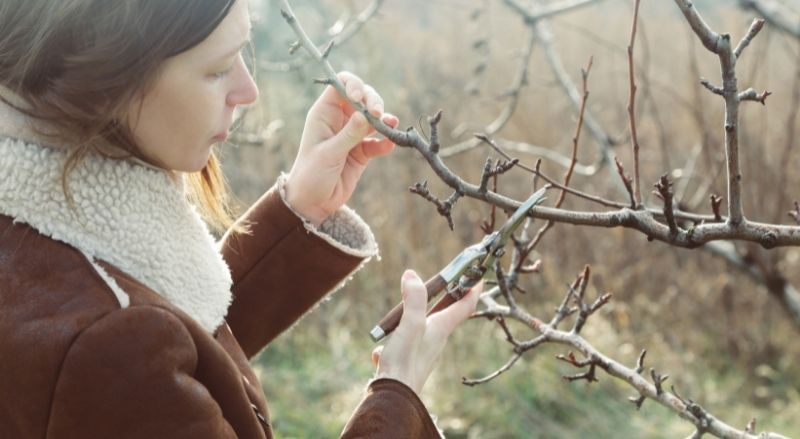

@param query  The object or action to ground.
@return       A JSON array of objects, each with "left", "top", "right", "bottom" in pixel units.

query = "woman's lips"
[{"left": 212, "top": 131, "right": 228, "bottom": 142}]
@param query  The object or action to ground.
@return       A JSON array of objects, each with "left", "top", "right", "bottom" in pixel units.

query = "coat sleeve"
[
  {"left": 219, "top": 174, "right": 378, "bottom": 358},
  {"left": 341, "top": 378, "right": 443, "bottom": 438},
  {"left": 46, "top": 306, "right": 237, "bottom": 439}
]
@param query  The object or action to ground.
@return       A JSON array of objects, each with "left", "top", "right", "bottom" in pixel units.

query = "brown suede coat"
[{"left": 0, "top": 184, "right": 441, "bottom": 438}]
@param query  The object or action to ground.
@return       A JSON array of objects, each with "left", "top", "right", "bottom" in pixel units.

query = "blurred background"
[{"left": 222, "top": 0, "right": 800, "bottom": 437}]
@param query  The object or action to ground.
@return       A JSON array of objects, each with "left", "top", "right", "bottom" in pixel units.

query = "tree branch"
[
  {"left": 627, "top": 0, "right": 643, "bottom": 207},
  {"left": 739, "top": 0, "right": 800, "bottom": 39},
  {"left": 263, "top": 0, "right": 386, "bottom": 72},
  {"left": 673, "top": 1, "right": 766, "bottom": 226},
  {"left": 470, "top": 269, "right": 791, "bottom": 439}
]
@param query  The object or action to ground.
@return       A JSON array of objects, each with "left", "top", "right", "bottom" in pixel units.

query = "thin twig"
[
  {"left": 263, "top": 0, "right": 387, "bottom": 72},
  {"left": 628, "top": 0, "right": 644, "bottom": 207}
]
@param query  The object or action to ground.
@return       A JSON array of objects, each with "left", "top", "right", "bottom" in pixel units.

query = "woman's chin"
[{"left": 174, "top": 151, "right": 213, "bottom": 173}]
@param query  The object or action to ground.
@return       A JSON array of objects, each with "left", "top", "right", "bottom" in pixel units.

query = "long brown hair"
[{"left": 0, "top": 0, "right": 245, "bottom": 234}]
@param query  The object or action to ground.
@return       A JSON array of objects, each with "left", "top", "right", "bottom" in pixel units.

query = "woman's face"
[{"left": 125, "top": 0, "right": 258, "bottom": 172}]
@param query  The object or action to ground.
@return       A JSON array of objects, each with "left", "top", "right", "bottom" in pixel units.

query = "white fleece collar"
[{"left": 0, "top": 137, "right": 233, "bottom": 333}]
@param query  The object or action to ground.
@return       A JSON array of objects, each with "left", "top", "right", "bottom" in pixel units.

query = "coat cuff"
[
  {"left": 221, "top": 175, "right": 380, "bottom": 358},
  {"left": 276, "top": 173, "right": 378, "bottom": 260},
  {"left": 341, "top": 378, "right": 444, "bottom": 438}
]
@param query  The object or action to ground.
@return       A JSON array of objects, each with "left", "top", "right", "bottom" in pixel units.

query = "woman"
[{"left": 0, "top": 1, "right": 480, "bottom": 438}]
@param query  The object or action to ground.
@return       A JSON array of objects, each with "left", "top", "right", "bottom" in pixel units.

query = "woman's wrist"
[{"left": 283, "top": 178, "right": 327, "bottom": 227}]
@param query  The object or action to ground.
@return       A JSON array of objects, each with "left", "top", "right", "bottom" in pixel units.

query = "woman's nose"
[{"left": 226, "top": 61, "right": 259, "bottom": 107}]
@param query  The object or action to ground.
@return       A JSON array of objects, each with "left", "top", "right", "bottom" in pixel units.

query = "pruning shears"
[{"left": 370, "top": 187, "right": 548, "bottom": 342}]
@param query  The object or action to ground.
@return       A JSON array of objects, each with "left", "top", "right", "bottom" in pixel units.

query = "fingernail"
[
  {"left": 403, "top": 269, "right": 415, "bottom": 280},
  {"left": 383, "top": 114, "right": 398, "bottom": 125}
]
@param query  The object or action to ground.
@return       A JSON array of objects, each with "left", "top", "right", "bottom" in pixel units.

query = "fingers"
[
  {"left": 316, "top": 72, "right": 398, "bottom": 155},
  {"left": 358, "top": 138, "right": 395, "bottom": 161},
  {"left": 323, "top": 111, "right": 369, "bottom": 156},
  {"left": 427, "top": 281, "right": 483, "bottom": 338},
  {"left": 339, "top": 71, "right": 365, "bottom": 102},
  {"left": 353, "top": 113, "right": 399, "bottom": 161},
  {"left": 338, "top": 71, "right": 384, "bottom": 117},
  {"left": 381, "top": 113, "right": 400, "bottom": 129},
  {"left": 363, "top": 85, "right": 384, "bottom": 117}
]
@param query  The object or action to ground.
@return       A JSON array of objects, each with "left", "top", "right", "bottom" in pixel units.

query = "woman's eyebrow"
[{"left": 215, "top": 29, "right": 253, "bottom": 61}]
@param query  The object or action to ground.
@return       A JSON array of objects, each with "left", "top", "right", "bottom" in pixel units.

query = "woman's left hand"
[{"left": 285, "top": 71, "right": 400, "bottom": 226}]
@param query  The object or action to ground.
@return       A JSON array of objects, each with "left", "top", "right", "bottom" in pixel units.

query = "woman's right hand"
[{"left": 371, "top": 269, "right": 482, "bottom": 394}]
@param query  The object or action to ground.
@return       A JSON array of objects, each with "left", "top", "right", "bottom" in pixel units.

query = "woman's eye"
[
  {"left": 212, "top": 65, "right": 234, "bottom": 80},
  {"left": 211, "top": 48, "right": 248, "bottom": 80}
]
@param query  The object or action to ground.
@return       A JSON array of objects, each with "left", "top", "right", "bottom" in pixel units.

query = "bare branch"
[
  {"left": 650, "top": 367, "right": 669, "bottom": 396},
  {"left": 532, "top": 19, "right": 619, "bottom": 178},
  {"left": 476, "top": 136, "right": 624, "bottom": 210},
  {"left": 734, "top": 18, "right": 766, "bottom": 60},
  {"left": 635, "top": 350, "right": 647, "bottom": 374},
  {"left": 440, "top": 27, "right": 536, "bottom": 157},
  {"left": 516, "top": 56, "right": 594, "bottom": 258},
  {"left": 321, "top": 40, "right": 334, "bottom": 59},
  {"left": 409, "top": 181, "right": 461, "bottom": 231},
  {"left": 737, "top": 88, "right": 772, "bottom": 104},
  {"left": 504, "top": 0, "right": 602, "bottom": 22},
  {"left": 560, "top": 55, "right": 592, "bottom": 209},
  {"left": 282, "top": 0, "right": 800, "bottom": 438},
  {"left": 531, "top": 166, "right": 626, "bottom": 209},
  {"left": 627, "top": 0, "right": 644, "bottom": 207},
  {"left": 700, "top": 78, "right": 724, "bottom": 96},
  {"left": 674, "top": 0, "right": 764, "bottom": 225},
  {"left": 279, "top": 2, "right": 407, "bottom": 146},
  {"left": 558, "top": 353, "right": 599, "bottom": 383},
  {"left": 481, "top": 175, "right": 499, "bottom": 234},
  {"left": 746, "top": 418, "right": 757, "bottom": 434},
  {"left": 615, "top": 157, "right": 637, "bottom": 208},
  {"left": 551, "top": 279, "right": 580, "bottom": 329},
  {"left": 462, "top": 352, "right": 524, "bottom": 386},
  {"left": 264, "top": 0, "right": 386, "bottom": 72},
  {"left": 685, "top": 430, "right": 704, "bottom": 439},
  {"left": 429, "top": 110, "right": 443, "bottom": 154},
  {"left": 496, "top": 315, "right": 522, "bottom": 348},
  {"left": 739, "top": 0, "right": 800, "bottom": 39},
  {"left": 473, "top": 276, "right": 790, "bottom": 438},
  {"left": 628, "top": 349, "right": 648, "bottom": 409},
  {"left": 790, "top": 201, "right": 800, "bottom": 225},
  {"left": 493, "top": 139, "right": 599, "bottom": 176},
  {"left": 494, "top": 260, "right": 519, "bottom": 310},
  {"left": 653, "top": 174, "right": 679, "bottom": 235},
  {"left": 629, "top": 394, "right": 646, "bottom": 410},
  {"left": 710, "top": 195, "right": 723, "bottom": 222},
  {"left": 476, "top": 133, "right": 538, "bottom": 175},
  {"left": 673, "top": 0, "right": 725, "bottom": 53}
]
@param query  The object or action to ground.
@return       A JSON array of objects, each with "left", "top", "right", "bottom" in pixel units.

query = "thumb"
[
  {"left": 427, "top": 281, "right": 483, "bottom": 337},
  {"left": 325, "top": 111, "right": 370, "bottom": 155},
  {"left": 395, "top": 270, "right": 428, "bottom": 340},
  {"left": 371, "top": 345, "right": 383, "bottom": 366}
]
